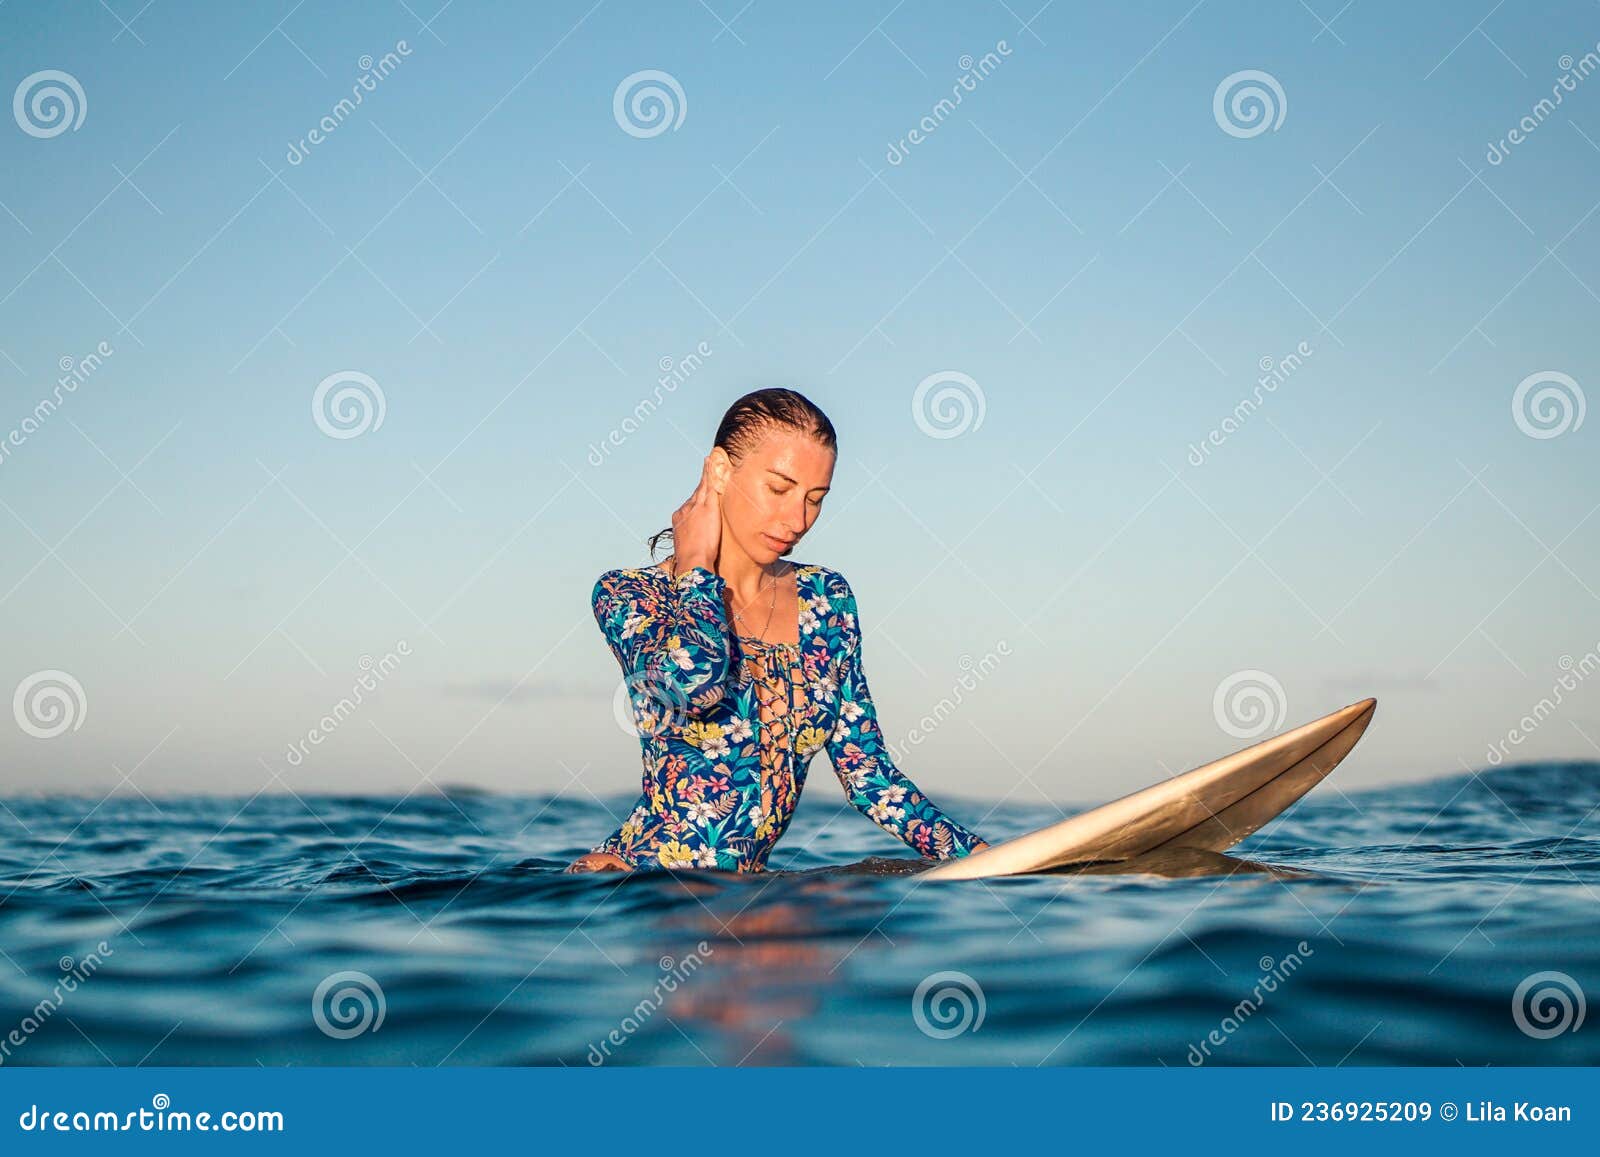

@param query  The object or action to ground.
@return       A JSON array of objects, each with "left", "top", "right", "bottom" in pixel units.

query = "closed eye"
[{"left": 771, "top": 484, "right": 826, "bottom": 507}]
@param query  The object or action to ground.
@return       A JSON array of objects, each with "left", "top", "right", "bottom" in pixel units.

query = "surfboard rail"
[{"left": 920, "top": 697, "right": 1377, "bottom": 881}]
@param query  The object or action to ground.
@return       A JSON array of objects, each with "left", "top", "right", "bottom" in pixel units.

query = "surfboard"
[{"left": 919, "top": 697, "right": 1377, "bottom": 881}]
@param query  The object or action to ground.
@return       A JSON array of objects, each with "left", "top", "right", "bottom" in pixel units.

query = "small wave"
[{"left": 0, "top": 763, "right": 1596, "bottom": 1065}]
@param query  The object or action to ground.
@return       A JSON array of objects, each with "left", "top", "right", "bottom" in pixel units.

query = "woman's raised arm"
[{"left": 592, "top": 566, "right": 733, "bottom": 722}]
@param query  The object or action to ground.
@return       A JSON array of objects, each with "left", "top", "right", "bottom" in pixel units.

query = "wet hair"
[{"left": 648, "top": 388, "right": 837, "bottom": 560}]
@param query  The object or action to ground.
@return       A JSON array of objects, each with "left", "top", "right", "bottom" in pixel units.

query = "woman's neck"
[
  {"left": 716, "top": 543, "right": 771, "bottom": 601},
  {"left": 670, "top": 542, "right": 782, "bottom": 606}
]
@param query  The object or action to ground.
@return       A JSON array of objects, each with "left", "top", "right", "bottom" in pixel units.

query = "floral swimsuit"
[{"left": 587, "top": 562, "right": 989, "bottom": 872}]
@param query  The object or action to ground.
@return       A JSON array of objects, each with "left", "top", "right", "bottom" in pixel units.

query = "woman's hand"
[
  {"left": 564, "top": 852, "right": 633, "bottom": 873},
  {"left": 670, "top": 452, "right": 725, "bottom": 574}
]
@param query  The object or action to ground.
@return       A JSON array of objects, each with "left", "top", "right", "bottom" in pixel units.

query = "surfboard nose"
[{"left": 1339, "top": 697, "right": 1377, "bottom": 733}]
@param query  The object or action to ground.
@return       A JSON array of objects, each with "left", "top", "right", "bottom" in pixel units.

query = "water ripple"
[{"left": 0, "top": 762, "right": 1596, "bottom": 1066}]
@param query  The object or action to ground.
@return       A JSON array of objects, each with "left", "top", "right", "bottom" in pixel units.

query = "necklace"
[
  {"left": 669, "top": 556, "right": 785, "bottom": 640},
  {"left": 729, "top": 565, "right": 782, "bottom": 639}
]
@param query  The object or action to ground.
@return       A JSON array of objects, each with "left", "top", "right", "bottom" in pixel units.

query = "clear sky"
[{"left": 1, "top": 0, "right": 1597, "bottom": 803}]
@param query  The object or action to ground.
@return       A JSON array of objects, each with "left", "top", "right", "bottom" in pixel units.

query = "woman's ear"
[{"left": 707, "top": 446, "right": 732, "bottom": 493}]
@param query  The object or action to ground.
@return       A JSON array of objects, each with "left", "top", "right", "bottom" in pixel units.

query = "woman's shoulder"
[
  {"left": 597, "top": 562, "right": 669, "bottom": 582},
  {"left": 793, "top": 564, "right": 861, "bottom": 653},
  {"left": 591, "top": 562, "right": 669, "bottom": 605},
  {"left": 593, "top": 560, "right": 855, "bottom": 603},
  {"left": 794, "top": 562, "right": 855, "bottom": 603}
]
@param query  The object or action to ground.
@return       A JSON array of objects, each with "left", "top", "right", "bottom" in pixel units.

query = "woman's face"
[{"left": 719, "top": 427, "right": 835, "bottom": 564}]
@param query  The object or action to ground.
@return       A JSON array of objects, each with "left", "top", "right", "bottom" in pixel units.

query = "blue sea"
[{"left": 1, "top": 762, "right": 1596, "bottom": 1066}]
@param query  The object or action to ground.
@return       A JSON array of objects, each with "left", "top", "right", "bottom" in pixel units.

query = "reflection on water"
[{"left": 1058, "top": 847, "right": 1312, "bottom": 878}]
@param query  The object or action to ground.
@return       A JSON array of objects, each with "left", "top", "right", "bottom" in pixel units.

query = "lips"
[{"left": 764, "top": 534, "right": 795, "bottom": 549}]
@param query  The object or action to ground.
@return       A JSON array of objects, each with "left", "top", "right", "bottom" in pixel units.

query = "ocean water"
[{"left": 1, "top": 762, "right": 1596, "bottom": 1067}]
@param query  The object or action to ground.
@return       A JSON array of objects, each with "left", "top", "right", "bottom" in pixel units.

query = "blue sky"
[{"left": 1, "top": 0, "right": 1598, "bottom": 802}]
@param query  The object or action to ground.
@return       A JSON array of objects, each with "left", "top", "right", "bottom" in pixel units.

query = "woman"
[{"left": 565, "top": 388, "right": 990, "bottom": 873}]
